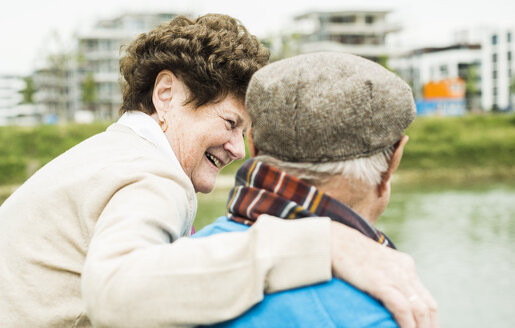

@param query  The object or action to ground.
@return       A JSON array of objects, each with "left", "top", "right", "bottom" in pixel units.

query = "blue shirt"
[{"left": 193, "top": 216, "right": 398, "bottom": 328}]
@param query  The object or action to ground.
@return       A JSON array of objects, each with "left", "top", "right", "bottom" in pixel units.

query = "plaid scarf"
[{"left": 226, "top": 159, "right": 395, "bottom": 249}]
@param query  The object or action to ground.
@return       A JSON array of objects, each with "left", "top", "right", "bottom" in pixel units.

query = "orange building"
[{"left": 423, "top": 78, "right": 465, "bottom": 99}]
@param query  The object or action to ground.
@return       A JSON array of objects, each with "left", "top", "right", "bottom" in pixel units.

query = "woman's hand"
[{"left": 330, "top": 221, "right": 439, "bottom": 328}]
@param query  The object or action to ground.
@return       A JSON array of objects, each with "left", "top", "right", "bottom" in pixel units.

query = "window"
[
  {"left": 365, "top": 15, "right": 375, "bottom": 24},
  {"left": 492, "top": 34, "right": 498, "bottom": 45},
  {"left": 342, "top": 15, "right": 356, "bottom": 23},
  {"left": 492, "top": 70, "right": 497, "bottom": 79},
  {"left": 508, "top": 51, "right": 512, "bottom": 61},
  {"left": 84, "top": 39, "right": 97, "bottom": 51},
  {"left": 330, "top": 15, "right": 356, "bottom": 24},
  {"left": 492, "top": 53, "right": 498, "bottom": 63},
  {"left": 458, "top": 63, "right": 468, "bottom": 79},
  {"left": 493, "top": 87, "right": 497, "bottom": 96},
  {"left": 99, "top": 40, "right": 111, "bottom": 51},
  {"left": 99, "top": 60, "right": 111, "bottom": 73},
  {"left": 440, "top": 65, "right": 448, "bottom": 76},
  {"left": 127, "top": 20, "right": 144, "bottom": 31},
  {"left": 508, "top": 32, "right": 512, "bottom": 43},
  {"left": 338, "top": 35, "right": 364, "bottom": 45}
]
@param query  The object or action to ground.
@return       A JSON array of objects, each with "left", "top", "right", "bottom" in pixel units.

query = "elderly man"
[{"left": 194, "top": 52, "right": 438, "bottom": 327}]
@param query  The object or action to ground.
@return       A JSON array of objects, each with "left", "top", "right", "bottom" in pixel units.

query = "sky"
[{"left": 1, "top": 0, "right": 514, "bottom": 75}]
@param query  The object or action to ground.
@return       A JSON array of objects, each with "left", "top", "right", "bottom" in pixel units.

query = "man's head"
[{"left": 245, "top": 52, "right": 416, "bottom": 223}]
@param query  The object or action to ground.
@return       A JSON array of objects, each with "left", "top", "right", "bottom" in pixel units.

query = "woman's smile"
[{"left": 205, "top": 152, "right": 224, "bottom": 169}]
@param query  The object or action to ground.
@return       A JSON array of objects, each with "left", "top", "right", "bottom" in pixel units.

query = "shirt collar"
[{"left": 117, "top": 111, "right": 183, "bottom": 170}]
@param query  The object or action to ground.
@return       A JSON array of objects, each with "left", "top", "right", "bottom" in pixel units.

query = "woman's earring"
[{"left": 160, "top": 115, "right": 168, "bottom": 132}]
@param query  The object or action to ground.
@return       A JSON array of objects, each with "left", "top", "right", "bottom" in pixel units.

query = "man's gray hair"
[{"left": 256, "top": 145, "right": 395, "bottom": 187}]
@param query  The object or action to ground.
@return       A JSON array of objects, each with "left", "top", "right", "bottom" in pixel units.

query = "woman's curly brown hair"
[{"left": 119, "top": 14, "right": 270, "bottom": 114}]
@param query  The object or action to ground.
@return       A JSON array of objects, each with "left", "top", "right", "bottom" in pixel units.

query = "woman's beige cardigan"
[{"left": 0, "top": 123, "right": 331, "bottom": 328}]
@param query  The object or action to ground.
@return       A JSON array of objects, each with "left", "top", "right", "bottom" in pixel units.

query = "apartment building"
[
  {"left": 33, "top": 66, "right": 74, "bottom": 123},
  {"left": 0, "top": 75, "right": 23, "bottom": 125},
  {"left": 391, "top": 26, "right": 515, "bottom": 112},
  {"left": 291, "top": 9, "right": 402, "bottom": 61},
  {"left": 0, "top": 75, "right": 42, "bottom": 125},
  {"left": 482, "top": 28, "right": 515, "bottom": 110},
  {"left": 76, "top": 12, "right": 185, "bottom": 120}
]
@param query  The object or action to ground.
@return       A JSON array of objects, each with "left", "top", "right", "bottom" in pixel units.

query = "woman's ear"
[
  {"left": 378, "top": 135, "right": 409, "bottom": 197},
  {"left": 152, "top": 70, "right": 175, "bottom": 117},
  {"left": 247, "top": 128, "right": 259, "bottom": 157}
]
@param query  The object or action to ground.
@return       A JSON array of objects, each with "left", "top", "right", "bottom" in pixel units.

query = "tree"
[
  {"left": 36, "top": 29, "right": 74, "bottom": 122},
  {"left": 265, "top": 33, "right": 302, "bottom": 62},
  {"left": 81, "top": 72, "right": 97, "bottom": 111},
  {"left": 465, "top": 64, "right": 480, "bottom": 111},
  {"left": 378, "top": 55, "right": 390, "bottom": 71},
  {"left": 19, "top": 76, "right": 36, "bottom": 104}
]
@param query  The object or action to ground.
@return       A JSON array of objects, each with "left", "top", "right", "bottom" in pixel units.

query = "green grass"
[
  {"left": 401, "top": 113, "right": 515, "bottom": 170},
  {"left": 395, "top": 113, "right": 515, "bottom": 185},
  {"left": 195, "top": 186, "right": 232, "bottom": 230},
  {"left": 2, "top": 113, "right": 513, "bottom": 186},
  {"left": 0, "top": 122, "right": 110, "bottom": 184}
]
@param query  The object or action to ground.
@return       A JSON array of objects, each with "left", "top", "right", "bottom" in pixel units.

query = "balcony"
[
  {"left": 323, "top": 22, "right": 401, "bottom": 35},
  {"left": 297, "top": 40, "right": 405, "bottom": 58}
]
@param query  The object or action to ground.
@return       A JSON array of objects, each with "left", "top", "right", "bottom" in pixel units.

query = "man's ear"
[
  {"left": 152, "top": 70, "right": 175, "bottom": 117},
  {"left": 378, "top": 135, "right": 409, "bottom": 196},
  {"left": 247, "top": 128, "right": 259, "bottom": 157}
]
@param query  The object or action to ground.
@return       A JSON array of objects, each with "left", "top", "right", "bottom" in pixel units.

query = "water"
[{"left": 377, "top": 185, "right": 515, "bottom": 327}]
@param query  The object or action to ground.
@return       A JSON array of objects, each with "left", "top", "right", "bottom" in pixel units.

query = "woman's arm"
[
  {"left": 82, "top": 174, "right": 436, "bottom": 328},
  {"left": 82, "top": 175, "right": 331, "bottom": 327}
]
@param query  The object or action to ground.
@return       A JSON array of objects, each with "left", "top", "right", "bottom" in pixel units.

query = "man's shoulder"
[
  {"left": 193, "top": 214, "right": 293, "bottom": 238},
  {"left": 196, "top": 216, "right": 397, "bottom": 328},
  {"left": 192, "top": 216, "right": 249, "bottom": 238},
  {"left": 212, "top": 278, "right": 397, "bottom": 328}
]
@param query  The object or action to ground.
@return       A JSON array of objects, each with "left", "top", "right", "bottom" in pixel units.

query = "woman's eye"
[{"left": 225, "top": 119, "right": 236, "bottom": 129}]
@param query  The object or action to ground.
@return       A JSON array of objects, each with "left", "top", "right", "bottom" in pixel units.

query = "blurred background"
[{"left": 0, "top": 0, "right": 514, "bottom": 326}]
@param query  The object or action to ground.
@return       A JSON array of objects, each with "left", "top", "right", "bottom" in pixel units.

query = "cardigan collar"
[
  {"left": 117, "top": 111, "right": 197, "bottom": 235},
  {"left": 117, "top": 111, "right": 184, "bottom": 172}
]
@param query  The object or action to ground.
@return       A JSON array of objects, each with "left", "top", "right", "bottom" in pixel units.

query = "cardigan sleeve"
[{"left": 81, "top": 172, "right": 331, "bottom": 328}]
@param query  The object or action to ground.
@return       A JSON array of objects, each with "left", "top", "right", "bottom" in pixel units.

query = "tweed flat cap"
[{"left": 246, "top": 52, "right": 416, "bottom": 162}]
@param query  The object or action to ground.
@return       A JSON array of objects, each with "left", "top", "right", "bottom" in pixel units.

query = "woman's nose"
[{"left": 225, "top": 133, "right": 246, "bottom": 160}]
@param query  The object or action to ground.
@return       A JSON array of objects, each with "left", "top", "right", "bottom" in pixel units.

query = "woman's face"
[{"left": 163, "top": 86, "right": 250, "bottom": 194}]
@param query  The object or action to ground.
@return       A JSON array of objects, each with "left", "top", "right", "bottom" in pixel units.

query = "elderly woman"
[{"left": 0, "top": 14, "right": 433, "bottom": 328}]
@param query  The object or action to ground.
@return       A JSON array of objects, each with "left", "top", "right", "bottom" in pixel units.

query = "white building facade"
[
  {"left": 0, "top": 75, "right": 24, "bottom": 125},
  {"left": 0, "top": 75, "right": 42, "bottom": 125},
  {"left": 291, "top": 9, "right": 402, "bottom": 61},
  {"left": 481, "top": 28, "right": 514, "bottom": 110}
]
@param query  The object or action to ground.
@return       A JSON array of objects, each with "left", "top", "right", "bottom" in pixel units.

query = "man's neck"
[{"left": 316, "top": 176, "right": 380, "bottom": 226}]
